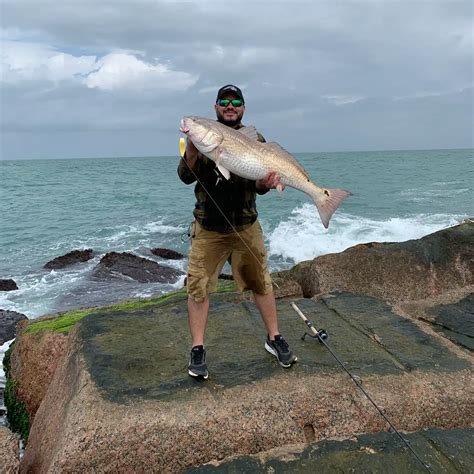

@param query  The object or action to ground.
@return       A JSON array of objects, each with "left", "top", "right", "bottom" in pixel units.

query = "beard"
[
  {"left": 216, "top": 110, "right": 243, "bottom": 128},
  {"left": 217, "top": 117, "right": 240, "bottom": 127}
]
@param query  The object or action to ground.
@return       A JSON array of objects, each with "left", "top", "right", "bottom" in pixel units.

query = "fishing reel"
[{"left": 301, "top": 328, "right": 328, "bottom": 343}]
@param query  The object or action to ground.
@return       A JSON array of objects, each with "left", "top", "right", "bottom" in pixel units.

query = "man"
[{"left": 178, "top": 84, "right": 297, "bottom": 379}]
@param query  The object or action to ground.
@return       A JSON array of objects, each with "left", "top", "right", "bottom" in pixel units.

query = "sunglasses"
[{"left": 217, "top": 99, "right": 243, "bottom": 107}]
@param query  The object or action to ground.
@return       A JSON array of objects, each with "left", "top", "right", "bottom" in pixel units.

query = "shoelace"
[
  {"left": 191, "top": 348, "right": 204, "bottom": 364},
  {"left": 273, "top": 337, "right": 289, "bottom": 352}
]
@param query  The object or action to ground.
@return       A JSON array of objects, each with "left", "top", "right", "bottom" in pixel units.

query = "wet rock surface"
[
  {"left": 80, "top": 293, "right": 468, "bottom": 402},
  {"left": 425, "top": 293, "right": 474, "bottom": 351},
  {"left": 150, "top": 247, "right": 185, "bottom": 260},
  {"left": 9, "top": 223, "right": 474, "bottom": 472},
  {"left": 0, "top": 279, "right": 18, "bottom": 292},
  {"left": 0, "top": 309, "right": 27, "bottom": 345},
  {"left": 19, "top": 291, "right": 473, "bottom": 472},
  {"left": 43, "top": 249, "right": 94, "bottom": 269},
  {"left": 189, "top": 427, "right": 474, "bottom": 473},
  {"left": 92, "top": 251, "right": 183, "bottom": 283}
]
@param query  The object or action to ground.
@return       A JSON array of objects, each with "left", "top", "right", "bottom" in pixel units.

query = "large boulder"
[
  {"left": 279, "top": 222, "right": 474, "bottom": 302},
  {"left": 93, "top": 252, "right": 183, "bottom": 283},
  {"left": 0, "top": 279, "right": 18, "bottom": 292},
  {"left": 44, "top": 249, "right": 94, "bottom": 270},
  {"left": 16, "top": 292, "right": 473, "bottom": 472},
  {"left": 6, "top": 224, "right": 473, "bottom": 471},
  {"left": 0, "top": 309, "right": 28, "bottom": 345},
  {"left": 8, "top": 322, "right": 68, "bottom": 423}
]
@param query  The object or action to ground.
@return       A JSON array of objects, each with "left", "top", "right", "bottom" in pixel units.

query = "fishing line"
[
  {"left": 292, "top": 303, "right": 431, "bottom": 472},
  {"left": 178, "top": 138, "right": 430, "bottom": 472}
]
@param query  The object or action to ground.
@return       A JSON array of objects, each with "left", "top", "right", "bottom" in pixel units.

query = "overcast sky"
[{"left": 1, "top": 0, "right": 472, "bottom": 160}]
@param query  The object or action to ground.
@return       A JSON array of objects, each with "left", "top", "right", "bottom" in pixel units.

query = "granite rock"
[
  {"left": 279, "top": 222, "right": 474, "bottom": 302},
  {"left": 0, "top": 426, "right": 20, "bottom": 473}
]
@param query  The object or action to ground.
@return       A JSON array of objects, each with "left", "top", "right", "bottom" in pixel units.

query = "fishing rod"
[
  {"left": 291, "top": 303, "right": 431, "bottom": 472},
  {"left": 178, "top": 137, "right": 431, "bottom": 472}
]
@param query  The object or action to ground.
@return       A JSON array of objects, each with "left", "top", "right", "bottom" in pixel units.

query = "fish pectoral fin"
[
  {"left": 217, "top": 164, "right": 231, "bottom": 180},
  {"left": 237, "top": 126, "right": 259, "bottom": 141}
]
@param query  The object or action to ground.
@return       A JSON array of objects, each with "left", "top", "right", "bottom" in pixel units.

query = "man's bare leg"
[
  {"left": 253, "top": 291, "right": 279, "bottom": 339},
  {"left": 188, "top": 296, "right": 209, "bottom": 347},
  {"left": 254, "top": 290, "right": 297, "bottom": 367}
]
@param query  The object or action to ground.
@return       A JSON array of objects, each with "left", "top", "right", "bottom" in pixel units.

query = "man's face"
[{"left": 214, "top": 92, "right": 245, "bottom": 126}]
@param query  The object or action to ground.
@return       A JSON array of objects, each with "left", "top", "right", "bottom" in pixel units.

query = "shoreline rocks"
[
  {"left": 44, "top": 249, "right": 94, "bottom": 270},
  {"left": 0, "top": 310, "right": 28, "bottom": 345},
  {"left": 5, "top": 222, "right": 474, "bottom": 471},
  {"left": 0, "top": 279, "right": 18, "bottom": 292},
  {"left": 277, "top": 222, "right": 474, "bottom": 302},
  {"left": 92, "top": 251, "right": 184, "bottom": 283}
]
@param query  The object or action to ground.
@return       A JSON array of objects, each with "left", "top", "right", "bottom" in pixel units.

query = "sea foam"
[{"left": 266, "top": 203, "right": 466, "bottom": 265}]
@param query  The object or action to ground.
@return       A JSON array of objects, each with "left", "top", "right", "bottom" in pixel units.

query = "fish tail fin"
[{"left": 313, "top": 188, "right": 352, "bottom": 228}]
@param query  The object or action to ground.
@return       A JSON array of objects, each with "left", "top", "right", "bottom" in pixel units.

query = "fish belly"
[{"left": 219, "top": 149, "right": 268, "bottom": 181}]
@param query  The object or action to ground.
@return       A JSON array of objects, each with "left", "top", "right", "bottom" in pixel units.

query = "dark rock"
[
  {"left": 0, "top": 309, "right": 28, "bottom": 344},
  {"left": 0, "top": 279, "right": 18, "bottom": 292},
  {"left": 150, "top": 248, "right": 185, "bottom": 260},
  {"left": 218, "top": 273, "right": 233, "bottom": 280},
  {"left": 190, "top": 428, "right": 474, "bottom": 473},
  {"left": 93, "top": 252, "right": 183, "bottom": 283},
  {"left": 44, "top": 249, "right": 94, "bottom": 270},
  {"left": 426, "top": 293, "right": 474, "bottom": 351}
]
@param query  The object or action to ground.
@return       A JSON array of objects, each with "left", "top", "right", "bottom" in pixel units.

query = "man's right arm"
[{"left": 177, "top": 140, "right": 201, "bottom": 184}]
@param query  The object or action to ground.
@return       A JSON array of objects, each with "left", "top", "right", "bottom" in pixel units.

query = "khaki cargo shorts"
[{"left": 187, "top": 220, "right": 273, "bottom": 302}]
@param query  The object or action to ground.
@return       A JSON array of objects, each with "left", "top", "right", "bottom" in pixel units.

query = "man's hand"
[{"left": 256, "top": 171, "right": 285, "bottom": 191}]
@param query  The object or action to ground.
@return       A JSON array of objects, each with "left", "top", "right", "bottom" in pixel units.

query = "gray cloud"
[{"left": 1, "top": 0, "right": 472, "bottom": 159}]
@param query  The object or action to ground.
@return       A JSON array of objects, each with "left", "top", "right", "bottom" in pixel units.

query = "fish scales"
[{"left": 180, "top": 116, "right": 352, "bottom": 228}]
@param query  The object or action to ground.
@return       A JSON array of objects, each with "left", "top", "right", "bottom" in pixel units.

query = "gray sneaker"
[
  {"left": 188, "top": 345, "right": 209, "bottom": 379},
  {"left": 265, "top": 335, "right": 297, "bottom": 368}
]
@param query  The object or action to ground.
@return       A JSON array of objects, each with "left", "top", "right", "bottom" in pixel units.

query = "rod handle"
[{"left": 291, "top": 302, "right": 319, "bottom": 336}]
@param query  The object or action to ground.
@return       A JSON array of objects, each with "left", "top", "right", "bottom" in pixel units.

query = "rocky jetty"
[
  {"left": 150, "top": 247, "right": 185, "bottom": 260},
  {"left": 43, "top": 249, "right": 94, "bottom": 269},
  {"left": 0, "top": 279, "right": 18, "bottom": 292},
  {"left": 0, "top": 309, "right": 28, "bottom": 345},
  {"left": 92, "top": 251, "right": 183, "bottom": 283},
  {"left": 3, "top": 222, "right": 473, "bottom": 472}
]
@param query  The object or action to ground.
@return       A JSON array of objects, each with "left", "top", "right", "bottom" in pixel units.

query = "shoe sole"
[
  {"left": 265, "top": 342, "right": 297, "bottom": 368},
  {"left": 188, "top": 369, "right": 209, "bottom": 379}
]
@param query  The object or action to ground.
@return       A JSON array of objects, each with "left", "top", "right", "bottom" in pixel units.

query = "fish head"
[{"left": 180, "top": 116, "right": 224, "bottom": 154}]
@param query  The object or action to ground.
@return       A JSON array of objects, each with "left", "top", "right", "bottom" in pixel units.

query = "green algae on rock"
[{"left": 3, "top": 343, "right": 30, "bottom": 441}]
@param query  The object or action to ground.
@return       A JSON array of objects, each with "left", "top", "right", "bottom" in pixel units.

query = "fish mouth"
[{"left": 180, "top": 118, "right": 189, "bottom": 134}]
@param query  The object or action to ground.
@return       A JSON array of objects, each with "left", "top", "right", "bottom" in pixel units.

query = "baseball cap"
[{"left": 216, "top": 84, "right": 245, "bottom": 104}]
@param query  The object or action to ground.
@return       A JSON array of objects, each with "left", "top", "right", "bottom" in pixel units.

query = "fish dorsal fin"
[
  {"left": 237, "top": 126, "right": 259, "bottom": 141},
  {"left": 264, "top": 142, "right": 310, "bottom": 179}
]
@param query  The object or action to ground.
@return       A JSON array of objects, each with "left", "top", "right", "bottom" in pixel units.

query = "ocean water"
[{"left": 0, "top": 148, "right": 472, "bottom": 319}]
